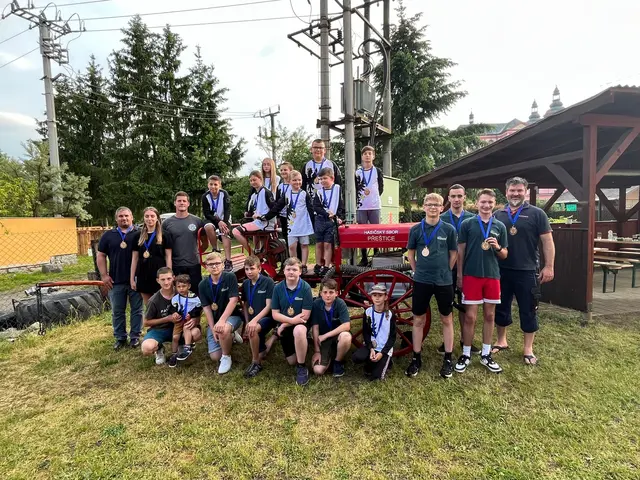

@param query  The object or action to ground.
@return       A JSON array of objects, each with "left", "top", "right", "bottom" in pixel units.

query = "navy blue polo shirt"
[
  {"left": 97, "top": 227, "right": 138, "bottom": 284},
  {"left": 494, "top": 202, "right": 552, "bottom": 271}
]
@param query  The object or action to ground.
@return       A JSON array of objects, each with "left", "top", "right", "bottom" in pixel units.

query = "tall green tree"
[{"left": 255, "top": 123, "right": 312, "bottom": 171}]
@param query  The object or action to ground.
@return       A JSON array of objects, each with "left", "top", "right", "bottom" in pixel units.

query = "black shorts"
[
  {"left": 318, "top": 337, "right": 338, "bottom": 366},
  {"left": 280, "top": 323, "right": 308, "bottom": 358},
  {"left": 172, "top": 264, "right": 202, "bottom": 294},
  {"left": 314, "top": 217, "right": 335, "bottom": 244},
  {"left": 412, "top": 281, "right": 454, "bottom": 316}
]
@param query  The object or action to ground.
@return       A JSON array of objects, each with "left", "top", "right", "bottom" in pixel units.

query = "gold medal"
[
  {"left": 248, "top": 306, "right": 254, "bottom": 315},
  {"left": 287, "top": 306, "right": 295, "bottom": 316},
  {"left": 292, "top": 211, "right": 297, "bottom": 219},
  {"left": 509, "top": 226, "right": 518, "bottom": 235},
  {"left": 364, "top": 188, "right": 370, "bottom": 196},
  {"left": 481, "top": 241, "right": 490, "bottom": 251},
  {"left": 314, "top": 177, "right": 320, "bottom": 184},
  {"left": 422, "top": 246, "right": 429, "bottom": 257},
  {"left": 372, "top": 339, "right": 377, "bottom": 348},
  {"left": 211, "top": 303, "right": 219, "bottom": 311},
  {"left": 120, "top": 241, "right": 127, "bottom": 249},
  {"left": 143, "top": 250, "right": 150, "bottom": 259}
]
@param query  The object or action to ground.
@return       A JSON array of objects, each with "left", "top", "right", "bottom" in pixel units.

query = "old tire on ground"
[
  {"left": 0, "top": 311, "right": 18, "bottom": 330},
  {"left": 14, "top": 290, "right": 104, "bottom": 330}
]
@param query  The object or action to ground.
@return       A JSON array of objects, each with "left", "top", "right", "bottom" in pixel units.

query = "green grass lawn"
[
  {"left": 0, "top": 256, "right": 95, "bottom": 293},
  {"left": 0, "top": 307, "right": 638, "bottom": 479}
]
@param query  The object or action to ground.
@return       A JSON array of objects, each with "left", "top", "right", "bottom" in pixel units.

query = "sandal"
[
  {"left": 491, "top": 344, "right": 509, "bottom": 354},
  {"left": 523, "top": 354, "right": 538, "bottom": 365}
]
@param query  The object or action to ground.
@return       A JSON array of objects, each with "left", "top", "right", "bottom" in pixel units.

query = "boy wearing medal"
[
  {"left": 242, "top": 256, "right": 276, "bottom": 378},
  {"left": 202, "top": 175, "right": 234, "bottom": 272},
  {"left": 198, "top": 252, "right": 243, "bottom": 374},
  {"left": 355, "top": 145, "right": 384, "bottom": 266},
  {"left": 439, "top": 184, "right": 479, "bottom": 356},
  {"left": 456, "top": 189, "right": 508, "bottom": 374},
  {"left": 310, "top": 279, "right": 352, "bottom": 378},
  {"left": 351, "top": 284, "right": 396, "bottom": 381},
  {"left": 302, "top": 139, "right": 343, "bottom": 197},
  {"left": 311, "top": 167, "right": 344, "bottom": 277},
  {"left": 168, "top": 274, "right": 203, "bottom": 368},
  {"left": 406, "top": 193, "right": 458, "bottom": 378},
  {"left": 271, "top": 257, "right": 314, "bottom": 386}
]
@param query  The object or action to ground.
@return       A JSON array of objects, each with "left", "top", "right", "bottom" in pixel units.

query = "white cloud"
[
  {"left": 0, "top": 112, "right": 38, "bottom": 128},
  {"left": 0, "top": 51, "right": 37, "bottom": 71}
]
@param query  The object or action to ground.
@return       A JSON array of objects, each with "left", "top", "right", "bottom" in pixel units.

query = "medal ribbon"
[
  {"left": 248, "top": 277, "right": 260, "bottom": 313},
  {"left": 322, "top": 185, "right": 335, "bottom": 211},
  {"left": 285, "top": 280, "right": 302, "bottom": 312},
  {"left": 180, "top": 295, "right": 189, "bottom": 320},
  {"left": 209, "top": 276, "right": 223, "bottom": 307},
  {"left": 477, "top": 215, "right": 494, "bottom": 241},
  {"left": 449, "top": 210, "right": 465, "bottom": 232},
  {"left": 421, "top": 220, "right": 442, "bottom": 248},
  {"left": 208, "top": 192, "right": 220, "bottom": 216},
  {"left": 117, "top": 226, "right": 132, "bottom": 243},
  {"left": 362, "top": 167, "right": 374, "bottom": 187},
  {"left": 371, "top": 309, "right": 384, "bottom": 339},
  {"left": 143, "top": 231, "right": 156, "bottom": 252},
  {"left": 313, "top": 158, "right": 326, "bottom": 176},
  {"left": 253, "top": 187, "right": 263, "bottom": 211},
  {"left": 290, "top": 191, "right": 302, "bottom": 212},
  {"left": 506, "top": 204, "right": 524, "bottom": 227},
  {"left": 280, "top": 183, "right": 290, "bottom": 197},
  {"left": 323, "top": 304, "right": 335, "bottom": 330}
]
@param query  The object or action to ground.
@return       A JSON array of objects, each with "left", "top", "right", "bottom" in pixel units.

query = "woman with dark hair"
[{"left": 130, "top": 207, "right": 173, "bottom": 305}]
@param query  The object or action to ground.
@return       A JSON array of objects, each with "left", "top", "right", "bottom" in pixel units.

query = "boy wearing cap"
[
  {"left": 406, "top": 192, "right": 458, "bottom": 379},
  {"left": 310, "top": 278, "right": 352, "bottom": 378},
  {"left": 352, "top": 284, "right": 396, "bottom": 381}
]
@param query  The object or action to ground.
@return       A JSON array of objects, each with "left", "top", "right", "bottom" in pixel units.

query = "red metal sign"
[{"left": 337, "top": 223, "right": 416, "bottom": 249}]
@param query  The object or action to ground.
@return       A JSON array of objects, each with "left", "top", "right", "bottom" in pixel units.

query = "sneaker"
[
  {"left": 113, "top": 339, "right": 127, "bottom": 350},
  {"left": 296, "top": 365, "right": 310, "bottom": 386},
  {"left": 459, "top": 340, "right": 481, "bottom": 355},
  {"left": 405, "top": 359, "right": 421, "bottom": 377},
  {"left": 129, "top": 338, "right": 140, "bottom": 349},
  {"left": 358, "top": 258, "right": 368, "bottom": 267},
  {"left": 319, "top": 266, "right": 330, "bottom": 277},
  {"left": 440, "top": 358, "right": 454, "bottom": 379},
  {"left": 233, "top": 331, "right": 243, "bottom": 344},
  {"left": 244, "top": 362, "right": 263, "bottom": 378},
  {"left": 168, "top": 353, "right": 178, "bottom": 368},
  {"left": 333, "top": 360, "right": 345, "bottom": 378},
  {"left": 155, "top": 345, "right": 166, "bottom": 365},
  {"left": 455, "top": 354, "right": 471, "bottom": 373},
  {"left": 224, "top": 259, "right": 233, "bottom": 272},
  {"left": 480, "top": 354, "right": 503, "bottom": 373},
  {"left": 313, "top": 264, "right": 322, "bottom": 276},
  {"left": 437, "top": 343, "right": 445, "bottom": 355},
  {"left": 218, "top": 354, "right": 232, "bottom": 374},
  {"left": 177, "top": 345, "right": 192, "bottom": 361},
  {"left": 364, "top": 365, "right": 373, "bottom": 377},
  {"left": 301, "top": 265, "right": 308, "bottom": 275}
]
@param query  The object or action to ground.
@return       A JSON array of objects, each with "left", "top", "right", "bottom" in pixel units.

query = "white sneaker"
[
  {"left": 233, "top": 331, "right": 243, "bottom": 344},
  {"left": 155, "top": 345, "right": 166, "bottom": 365},
  {"left": 218, "top": 354, "right": 232, "bottom": 374}
]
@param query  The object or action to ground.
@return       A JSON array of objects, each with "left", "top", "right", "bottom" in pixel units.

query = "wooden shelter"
[{"left": 413, "top": 86, "right": 640, "bottom": 316}]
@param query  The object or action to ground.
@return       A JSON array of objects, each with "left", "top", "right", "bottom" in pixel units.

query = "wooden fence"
[{"left": 77, "top": 227, "right": 110, "bottom": 255}]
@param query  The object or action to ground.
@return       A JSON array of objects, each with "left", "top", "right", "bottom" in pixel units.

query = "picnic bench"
[{"left": 593, "top": 249, "right": 640, "bottom": 292}]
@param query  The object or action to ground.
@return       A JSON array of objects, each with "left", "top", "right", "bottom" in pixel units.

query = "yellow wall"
[{"left": 0, "top": 217, "right": 77, "bottom": 268}]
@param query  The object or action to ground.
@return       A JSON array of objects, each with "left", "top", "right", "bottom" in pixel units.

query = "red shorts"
[{"left": 462, "top": 275, "right": 501, "bottom": 305}]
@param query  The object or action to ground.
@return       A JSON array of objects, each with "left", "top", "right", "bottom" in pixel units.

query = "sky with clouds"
[{"left": 1, "top": 0, "right": 640, "bottom": 174}]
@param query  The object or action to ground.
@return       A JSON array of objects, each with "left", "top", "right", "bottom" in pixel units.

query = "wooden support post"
[
  {"left": 596, "top": 188, "right": 624, "bottom": 222},
  {"left": 543, "top": 188, "right": 563, "bottom": 212},
  {"left": 547, "top": 164, "right": 584, "bottom": 200},
  {"left": 595, "top": 127, "right": 640, "bottom": 184},
  {"left": 529, "top": 184, "right": 538, "bottom": 206},
  {"left": 618, "top": 187, "right": 627, "bottom": 234},
  {"left": 582, "top": 125, "right": 597, "bottom": 318}
]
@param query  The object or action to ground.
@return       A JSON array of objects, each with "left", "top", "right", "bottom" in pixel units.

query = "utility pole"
[
  {"left": 256, "top": 105, "right": 280, "bottom": 160},
  {"left": 382, "top": 0, "right": 392, "bottom": 176},
  {"left": 2, "top": 1, "right": 84, "bottom": 208},
  {"left": 343, "top": 0, "right": 356, "bottom": 224},
  {"left": 319, "top": 0, "right": 331, "bottom": 159},
  {"left": 361, "top": 0, "right": 371, "bottom": 139}
]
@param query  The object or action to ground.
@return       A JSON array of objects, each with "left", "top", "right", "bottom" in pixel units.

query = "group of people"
[{"left": 96, "top": 136, "right": 555, "bottom": 384}]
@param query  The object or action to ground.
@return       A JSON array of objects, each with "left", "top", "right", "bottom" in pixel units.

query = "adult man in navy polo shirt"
[
  {"left": 97, "top": 207, "right": 143, "bottom": 350},
  {"left": 493, "top": 177, "right": 555, "bottom": 365}
]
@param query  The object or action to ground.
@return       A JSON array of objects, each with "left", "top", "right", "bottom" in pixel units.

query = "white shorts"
[{"left": 289, "top": 235, "right": 311, "bottom": 246}]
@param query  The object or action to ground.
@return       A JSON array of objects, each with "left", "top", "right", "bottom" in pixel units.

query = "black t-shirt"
[
  {"left": 493, "top": 203, "right": 552, "bottom": 271},
  {"left": 242, "top": 276, "right": 275, "bottom": 320},
  {"left": 162, "top": 214, "right": 205, "bottom": 267},
  {"left": 97, "top": 227, "right": 139, "bottom": 284},
  {"left": 145, "top": 290, "right": 175, "bottom": 330},
  {"left": 198, "top": 272, "right": 240, "bottom": 320},
  {"left": 310, "top": 297, "right": 350, "bottom": 335}
]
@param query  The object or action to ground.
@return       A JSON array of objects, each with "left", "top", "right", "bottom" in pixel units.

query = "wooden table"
[
  {"left": 594, "top": 239, "right": 640, "bottom": 247},
  {"left": 594, "top": 247, "right": 610, "bottom": 252},
  {"left": 621, "top": 247, "right": 640, "bottom": 252}
]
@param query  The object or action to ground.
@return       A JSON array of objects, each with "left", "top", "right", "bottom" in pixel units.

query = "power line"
[
  {"left": 84, "top": 14, "right": 333, "bottom": 32},
  {"left": 0, "top": 27, "right": 31, "bottom": 45},
  {"left": 26, "top": 0, "right": 112, "bottom": 9},
  {"left": 82, "top": 0, "right": 282, "bottom": 21},
  {"left": 0, "top": 46, "right": 39, "bottom": 69},
  {"left": 289, "top": 0, "right": 312, "bottom": 25}
]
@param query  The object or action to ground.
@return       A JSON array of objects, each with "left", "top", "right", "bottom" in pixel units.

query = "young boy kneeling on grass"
[
  {"left": 310, "top": 278, "right": 352, "bottom": 377},
  {"left": 352, "top": 284, "right": 396, "bottom": 381},
  {"left": 242, "top": 256, "right": 276, "bottom": 378},
  {"left": 168, "top": 274, "right": 202, "bottom": 368}
]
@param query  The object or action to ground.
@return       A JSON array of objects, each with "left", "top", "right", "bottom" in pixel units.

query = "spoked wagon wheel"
[{"left": 340, "top": 269, "right": 431, "bottom": 357}]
